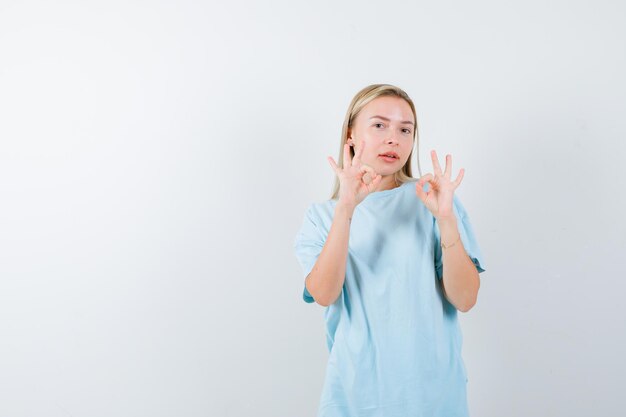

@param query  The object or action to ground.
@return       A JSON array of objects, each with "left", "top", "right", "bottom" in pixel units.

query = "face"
[{"left": 348, "top": 96, "right": 415, "bottom": 182}]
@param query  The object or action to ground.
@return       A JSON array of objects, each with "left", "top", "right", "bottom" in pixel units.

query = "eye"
[
  {"left": 402, "top": 128, "right": 412, "bottom": 134},
  {"left": 374, "top": 123, "right": 384, "bottom": 128}
]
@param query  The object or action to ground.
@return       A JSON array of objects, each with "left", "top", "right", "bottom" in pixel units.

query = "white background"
[{"left": 1, "top": 0, "right": 625, "bottom": 416}]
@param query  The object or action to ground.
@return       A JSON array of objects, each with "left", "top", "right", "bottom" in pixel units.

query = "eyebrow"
[{"left": 369, "top": 115, "right": 415, "bottom": 126}]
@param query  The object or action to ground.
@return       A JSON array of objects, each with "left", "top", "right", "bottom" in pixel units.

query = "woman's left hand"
[{"left": 415, "top": 150, "right": 464, "bottom": 220}]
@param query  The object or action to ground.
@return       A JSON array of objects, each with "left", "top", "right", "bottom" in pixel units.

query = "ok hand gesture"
[
  {"left": 328, "top": 141, "right": 382, "bottom": 210},
  {"left": 415, "top": 150, "right": 464, "bottom": 220}
]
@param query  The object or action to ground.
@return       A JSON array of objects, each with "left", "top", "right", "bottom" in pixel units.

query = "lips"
[{"left": 378, "top": 152, "right": 399, "bottom": 159}]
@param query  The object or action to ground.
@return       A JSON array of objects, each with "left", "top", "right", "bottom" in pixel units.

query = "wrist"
[
  {"left": 436, "top": 216, "right": 460, "bottom": 249},
  {"left": 335, "top": 201, "right": 356, "bottom": 216},
  {"left": 436, "top": 215, "right": 457, "bottom": 227}
]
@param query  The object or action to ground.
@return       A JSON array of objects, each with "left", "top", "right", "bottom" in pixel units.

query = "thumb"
[{"left": 371, "top": 174, "right": 382, "bottom": 189}]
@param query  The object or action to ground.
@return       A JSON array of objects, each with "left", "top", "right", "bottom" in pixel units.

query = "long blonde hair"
[{"left": 330, "top": 84, "right": 422, "bottom": 200}]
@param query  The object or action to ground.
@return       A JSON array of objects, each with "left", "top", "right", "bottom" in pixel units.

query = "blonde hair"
[{"left": 330, "top": 84, "right": 422, "bottom": 200}]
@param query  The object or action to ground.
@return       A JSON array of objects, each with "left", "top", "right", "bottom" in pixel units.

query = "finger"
[
  {"left": 418, "top": 174, "right": 435, "bottom": 194},
  {"left": 368, "top": 173, "right": 382, "bottom": 192},
  {"left": 431, "top": 150, "right": 443, "bottom": 176},
  {"left": 452, "top": 168, "right": 465, "bottom": 187},
  {"left": 443, "top": 154, "right": 452, "bottom": 177},
  {"left": 343, "top": 143, "right": 351, "bottom": 168},
  {"left": 415, "top": 181, "right": 428, "bottom": 202},
  {"left": 327, "top": 157, "right": 340, "bottom": 175},
  {"left": 362, "top": 166, "right": 379, "bottom": 184},
  {"left": 418, "top": 173, "right": 434, "bottom": 189},
  {"left": 360, "top": 164, "right": 376, "bottom": 177},
  {"left": 362, "top": 171, "right": 374, "bottom": 185},
  {"left": 371, "top": 173, "right": 382, "bottom": 189},
  {"left": 352, "top": 140, "right": 365, "bottom": 165}
]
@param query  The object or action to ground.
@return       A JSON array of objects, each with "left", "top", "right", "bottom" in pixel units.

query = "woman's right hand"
[{"left": 328, "top": 140, "right": 382, "bottom": 210}]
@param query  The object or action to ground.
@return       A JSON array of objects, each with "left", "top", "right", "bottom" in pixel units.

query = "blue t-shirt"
[{"left": 293, "top": 179, "right": 486, "bottom": 417}]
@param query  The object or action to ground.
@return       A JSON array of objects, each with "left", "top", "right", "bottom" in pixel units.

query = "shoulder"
[{"left": 301, "top": 199, "right": 336, "bottom": 223}]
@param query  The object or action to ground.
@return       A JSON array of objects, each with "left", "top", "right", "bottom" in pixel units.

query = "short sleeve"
[
  {"left": 434, "top": 195, "right": 486, "bottom": 280},
  {"left": 293, "top": 204, "right": 326, "bottom": 303}
]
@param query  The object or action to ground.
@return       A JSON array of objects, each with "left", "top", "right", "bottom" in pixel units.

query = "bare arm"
[
  {"left": 415, "top": 150, "right": 480, "bottom": 313},
  {"left": 437, "top": 216, "right": 480, "bottom": 312},
  {"left": 305, "top": 202, "right": 355, "bottom": 306},
  {"left": 310, "top": 139, "right": 382, "bottom": 306}
]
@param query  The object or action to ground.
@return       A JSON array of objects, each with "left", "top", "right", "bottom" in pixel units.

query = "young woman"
[{"left": 293, "top": 84, "right": 486, "bottom": 416}]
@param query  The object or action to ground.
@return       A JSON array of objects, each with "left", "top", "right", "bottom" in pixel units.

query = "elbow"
[
  {"left": 458, "top": 303, "right": 474, "bottom": 313},
  {"left": 306, "top": 274, "right": 340, "bottom": 307},
  {"left": 313, "top": 292, "right": 337, "bottom": 307},
  {"left": 306, "top": 286, "right": 332, "bottom": 307},
  {"left": 316, "top": 299, "right": 331, "bottom": 307},
  {"left": 458, "top": 295, "right": 478, "bottom": 313},
  {"left": 457, "top": 274, "right": 480, "bottom": 313}
]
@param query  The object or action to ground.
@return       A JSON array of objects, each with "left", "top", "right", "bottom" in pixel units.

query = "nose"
[{"left": 386, "top": 131, "right": 399, "bottom": 145}]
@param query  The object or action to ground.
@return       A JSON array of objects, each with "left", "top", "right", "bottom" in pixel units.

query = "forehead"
[{"left": 359, "top": 96, "right": 414, "bottom": 123}]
